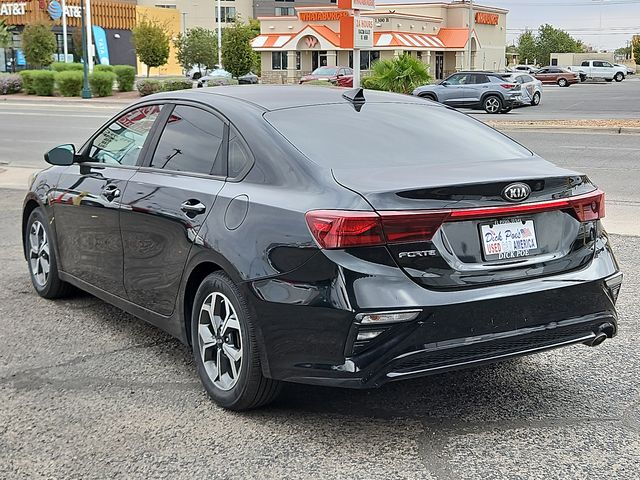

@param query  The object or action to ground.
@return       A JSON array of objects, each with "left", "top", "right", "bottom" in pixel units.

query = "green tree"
[
  {"left": 0, "top": 19, "right": 13, "bottom": 49},
  {"left": 367, "top": 54, "right": 431, "bottom": 94},
  {"left": 615, "top": 46, "right": 631, "bottom": 60},
  {"left": 633, "top": 38, "right": 640, "bottom": 65},
  {"left": 535, "top": 24, "right": 584, "bottom": 66},
  {"left": 174, "top": 27, "right": 218, "bottom": 76},
  {"left": 248, "top": 18, "right": 261, "bottom": 72},
  {"left": 516, "top": 30, "right": 537, "bottom": 65},
  {"left": 132, "top": 17, "right": 171, "bottom": 77},
  {"left": 221, "top": 21, "right": 254, "bottom": 78},
  {"left": 22, "top": 23, "right": 56, "bottom": 68}
]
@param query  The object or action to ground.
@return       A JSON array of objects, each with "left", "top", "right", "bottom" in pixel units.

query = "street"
[{"left": 0, "top": 92, "right": 639, "bottom": 479}]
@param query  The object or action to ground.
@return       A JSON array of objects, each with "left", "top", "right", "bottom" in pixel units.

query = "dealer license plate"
[{"left": 480, "top": 218, "right": 538, "bottom": 261}]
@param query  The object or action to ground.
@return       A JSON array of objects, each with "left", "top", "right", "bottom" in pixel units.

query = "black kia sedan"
[{"left": 23, "top": 86, "right": 622, "bottom": 410}]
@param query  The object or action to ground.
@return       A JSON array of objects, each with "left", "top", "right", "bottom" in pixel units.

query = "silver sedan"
[{"left": 502, "top": 73, "right": 543, "bottom": 107}]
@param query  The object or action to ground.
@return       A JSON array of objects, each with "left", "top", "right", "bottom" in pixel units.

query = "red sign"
[{"left": 475, "top": 12, "right": 499, "bottom": 25}]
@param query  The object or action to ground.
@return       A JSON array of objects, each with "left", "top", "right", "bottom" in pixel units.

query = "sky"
[{"left": 382, "top": 0, "right": 640, "bottom": 51}]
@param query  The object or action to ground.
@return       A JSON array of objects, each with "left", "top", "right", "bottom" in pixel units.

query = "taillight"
[
  {"left": 305, "top": 190, "right": 605, "bottom": 249},
  {"left": 500, "top": 83, "right": 516, "bottom": 89},
  {"left": 304, "top": 211, "right": 385, "bottom": 249}
]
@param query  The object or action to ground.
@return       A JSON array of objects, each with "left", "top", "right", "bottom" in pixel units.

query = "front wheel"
[
  {"left": 25, "top": 207, "right": 72, "bottom": 299},
  {"left": 614, "top": 72, "right": 624, "bottom": 82},
  {"left": 191, "top": 272, "right": 281, "bottom": 411},
  {"left": 483, "top": 95, "right": 502, "bottom": 114},
  {"left": 531, "top": 91, "right": 541, "bottom": 106},
  {"left": 557, "top": 78, "right": 568, "bottom": 87}
]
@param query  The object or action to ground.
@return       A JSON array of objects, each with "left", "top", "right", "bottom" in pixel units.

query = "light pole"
[
  {"left": 85, "top": 0, "right": 93, "bottom": 71},
  {"left": 61, "top": 0, "right": 68, "bottom": 62},
  {"left": 467, "top": 0, "right": 474, "bottom": 70},
  {"left": 216, "top": 0, "right": 222, "bottom": 67},
  {"left": 80, "top": 0, "right": 91, "bottom": 98}
]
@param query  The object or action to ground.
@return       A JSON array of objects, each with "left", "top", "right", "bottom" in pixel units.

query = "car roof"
[{"left": 147, "top": 85, "right": 431, "bottom": 112}]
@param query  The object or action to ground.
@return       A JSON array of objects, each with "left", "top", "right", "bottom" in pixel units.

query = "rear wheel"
[
  {"left": 500, "top": 106, "right": 513, "bottom": 114},
  {"left": 192, "top": 72, "right": 202, "bottom": 81},
  {"left": 531, "top": 91, "right": 541, "bottom": 106},
  {"left": 557, "top": 78, "right": 568, "bottom": 87},
  {"left": 614, "top": 72, "right": 624, "bottom": 82},
  {"left": 191, "top": 272, "right": 281, "bottom": 410},
  {"left": 483, "top": 95, "right": 502, "bottom": 114},
  {"left": 419, "top": 93, "right": 437, "bottom": 102},
  {"left": 25, "top": 207, "right": 72, "bottom": 299}
]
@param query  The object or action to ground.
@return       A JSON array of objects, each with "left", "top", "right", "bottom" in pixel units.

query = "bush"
[
  {"left": 89, "top": 71, "right": 116, "bottom": 96},
  {"left": 206, "top": 78, "right": 239, "bottom": 87},
  {"left": 301, "top": 80, "right": 335, "bottom": 87},
  {"left": 161, "top": 78, "right": 193, "bottom": 92},
  {"left": 55, "top": 70, "right": 84, "bottom": 97},
  {"left": 367, "top": 54, "right": 431, "bottom": 94},
  {"left": 0, "top": 73, "right": 22, "bottom": 94},
  {"left": 31, "top": 70, "right": 55, "bottom": 96},
  {"left": 361, "top": 76, "right": 384, "bottom": 91},
  {"left": 113, "top": 65, "right": 136, "bottom": 92},
  {"left": 19, "top": 70, "right": 36, "bottom": 94},
  {"left": 136, "top": 78, "right": 162, "bottom": 96},
  {"left": 94, "top": 64, "right": 114, "bottom": 73},
  {"left": 51, "top": 62, "right": 84, "bottom": 72}
]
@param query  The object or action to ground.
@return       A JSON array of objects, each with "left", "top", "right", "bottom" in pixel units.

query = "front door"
[
  {"left": 439, "top": 73, "right": 471, "bottom": 105},
  {"left": 53, "top": 105, "right": 162, "bottom": 297},
  {"left": 435, "top": 52, "right": 444, "bottom": 80},
  {"left": 120, "top": 104, "right": 226, "bottom": 316},
  {"left": 312, "top": 50, "right": 328, "bottom": 70}
]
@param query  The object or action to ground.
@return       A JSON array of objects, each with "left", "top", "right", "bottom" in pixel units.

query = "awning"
[
  {"left": 251, "top": 34, "right": 295, "bottom": 49},
  {"left": 375, "top": 32, "right": 445, "bottom": 48}
]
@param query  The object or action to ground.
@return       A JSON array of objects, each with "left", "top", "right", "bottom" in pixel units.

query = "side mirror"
[
  {"left": 441, "top": 81, "right": 449, "bottom": 86},
  {"left": 44, "top": 144, "right": 76, "bottom": 166}
]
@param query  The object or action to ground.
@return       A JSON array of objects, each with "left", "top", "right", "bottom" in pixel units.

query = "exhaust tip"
[{"left": 588, "top": 332, "right": 607, "bottom": 347}]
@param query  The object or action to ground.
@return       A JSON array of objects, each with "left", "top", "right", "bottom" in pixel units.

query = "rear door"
[
  {"left": 53, "top": 104, "right": 163, "bottom": 297},
  {"left": 467, "top": 73, "right": 491, "bottom": 102},
  {"left": 535, "top": 68, "right": 551, "bottom": 83},
  {"left": 119, "top": 103, "right": 227, "bottom": 316}
]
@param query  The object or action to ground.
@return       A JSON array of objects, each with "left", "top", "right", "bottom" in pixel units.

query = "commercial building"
[
  {"left": 252, "top": 1, "right": 508, "bottom": 84},
  {"left": 0, "top": 0, "right": 181, "bottom": 75}
]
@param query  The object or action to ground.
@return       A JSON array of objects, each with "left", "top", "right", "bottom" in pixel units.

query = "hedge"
[
  {"left": 0, "top": 74, "right": 22, "bottom": 95},
  {"left": 94, "top": 64, "right": 114, "bottom": 73},
  {"left": 89, "top": 71, "right": 116, "bottom": 97},
  {"left": 137, "top": 78, "right": 162, "bottom": 96},
  {"left": 162, "top": 78, "right": 193, "bottom": 92},
  {"left": 19, "top": 70, "right": 37, "bottom": 94},
  {"left": 31, "top": 70, "right": 55, "bottom": 96},
  {"left": 113, "top": 65, "right": 135, "bottom": 92},
  {"left": 51, "top": 62, "right": 84, "bottom": 72},
  {"left": 55, "top": 70, "right": 84, "bottom": 97}
]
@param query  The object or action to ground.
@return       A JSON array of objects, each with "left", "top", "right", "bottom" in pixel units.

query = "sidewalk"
[{"left": 1, "top": 165, "right": 638, "bottom": 236}]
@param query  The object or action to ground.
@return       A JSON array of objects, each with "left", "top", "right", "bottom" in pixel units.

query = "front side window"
[
  {"left": 150, "top": 106, "right": 224, "bottom": 175},
  {"left": 88, "top": 105, "right": 162, "bottom": 165},
  {"left": 602, "top": 62, "right": 613, "bottom": 68},
  {"left": 446, "top": 73, "right": 469, "bottom": 85},
  {"left": 537, "top": 68, "right": 548, "bottom": 74}
]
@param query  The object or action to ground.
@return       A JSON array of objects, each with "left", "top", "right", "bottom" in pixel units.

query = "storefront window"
[
  {"left": 272, "top": 51, "right": 288, "bottom": 70},
  {"left": 348, "top": 51, "right": 380, "bottom": 70},
  {"left": 215, "top": 6, "right": 236, "bottom": 22}
]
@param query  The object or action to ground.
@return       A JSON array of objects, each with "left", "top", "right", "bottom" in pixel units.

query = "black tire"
[
  {"left": 482, "top": 95, "right": 503, "bottom": 114},
  {"left": 557, "top": 78, "right": 568, "bottom": 87},
  {"left": 25, "top": 207, "right": 72, "bottom": 299},
  {"left": 614, "top": 72, "right": 624, "bottom": 82},
  {"left": 191, "top": 271, "right": 281, "bottom": 411},
  {"left": 530, "top": 91, "right": 541, "bottom": 106},
  {"left": 500, "top": 106, "right": 513, "bottom": 113},
  {"left": 605, "top": 78, "right": 613, "bottom": 82},
  {"left": 192, "top": 72, "right": 202, "bottom": 81},
  {"left": 419, "top": 93, "right": 437, "bottom": 102}
]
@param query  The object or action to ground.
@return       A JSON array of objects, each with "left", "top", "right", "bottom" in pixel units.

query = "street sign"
[{"left": 337, "top": 0, "right": 376, "bottom": 11}]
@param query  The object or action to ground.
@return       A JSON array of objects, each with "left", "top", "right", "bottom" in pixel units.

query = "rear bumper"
[{"left": 246, "top": 232, "right": 621, "bottom": 388}]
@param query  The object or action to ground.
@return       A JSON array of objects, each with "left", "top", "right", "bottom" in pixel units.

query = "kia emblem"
[{"left": 502, "top": 182, "right": 531, "bottom": 202}]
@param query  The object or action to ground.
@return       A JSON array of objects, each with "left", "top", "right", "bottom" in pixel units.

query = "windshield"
[
  {"left": 312, "top": 67, "right": 338, "bottom": 76},
  {"left": 266, "top": 103, "right": 532, "bottom": 168}
]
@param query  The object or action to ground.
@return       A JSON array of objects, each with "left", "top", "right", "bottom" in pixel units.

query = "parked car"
[
  {"left": 412, "top": 71, "right": 522, "bottom": 113},
  {"left": 533, "top": 67, "right": 580, "bottom": 87},
  {"left": 24, "top": 86, "right": 622, "bottom": 411},
  {"left": 299, "top": 66, "right": 353, "bottom": 85},
  {"left": 501, "top": 72, "right": 543, "bottom": 106},
  {"left": 567, "top": 60, "right": 626, "bottom": 82},
  {"left": 510, "top": 64, "right": 539, "bottom": 74},
  {"left": 196, "top": 71, "right": 259, "bottom": 88},
  {"left": 185, "top": 65, "right": 211, "bottom": 81}
]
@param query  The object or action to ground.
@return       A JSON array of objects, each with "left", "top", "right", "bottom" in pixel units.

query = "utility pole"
[
  {"left": 467, "top": 0, "right": 474, "bottom": 70},
  {"left": 353, "top": 8, "right": 361, "bottom": 88},
  {"left": 217, "top": 0, "right": 222, "bottom": 67},
  {"left": 61, "top": 0, "right": 68, "bottom": 62}
]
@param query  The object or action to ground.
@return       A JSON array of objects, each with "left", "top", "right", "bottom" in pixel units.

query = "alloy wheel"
[
  {"left": 29, "top": 220, "right": 50, "bottom": 287},
  {"left": 198, "top": 292, "right": 243, "bottom": 391},
  {"left": 484, "top": 97, "right": 501, "bottom": 113}
]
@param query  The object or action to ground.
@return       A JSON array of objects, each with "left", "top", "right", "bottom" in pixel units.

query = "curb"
[{"left": 486, "top": 124, "right": 640, "bottom": 134}]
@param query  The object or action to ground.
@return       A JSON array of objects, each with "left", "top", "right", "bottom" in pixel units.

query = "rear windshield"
[{"left": 265, "top": 102, "right": 532, "bottom": 168}]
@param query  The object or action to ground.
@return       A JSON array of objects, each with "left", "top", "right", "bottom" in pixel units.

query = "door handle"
[
  {"left": 102, "top": 184, "right": 121, "bottom": 201},
  {"left": 181, "top": 200, "right": 206, "bottom": 216}
]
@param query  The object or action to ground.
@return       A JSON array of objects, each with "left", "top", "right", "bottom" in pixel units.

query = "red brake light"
[
  {"left": 500, "top": 83, "right": 516, "bottom": 89},
  {"left": 305, "top": 190, "right": 604, "bottom": 250},
  {"left": 304, "top": 211, "right": 385, "bottom": 249}
]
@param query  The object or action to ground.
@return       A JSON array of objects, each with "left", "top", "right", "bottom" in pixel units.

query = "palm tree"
[{"left": 368, "top": 54, "right": 431, "bottom": 94}]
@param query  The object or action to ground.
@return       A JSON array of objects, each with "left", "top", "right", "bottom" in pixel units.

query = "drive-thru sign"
[{"left": 337, "top": 0, "right": 376, "bottom": 87}]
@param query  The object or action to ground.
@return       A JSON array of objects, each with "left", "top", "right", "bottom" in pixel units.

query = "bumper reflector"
[
  {"left": 356, "top": 310, "right": 421, "bottom": 324},
  {"left": 356, "top": 330, "right": 384, "bottom": 341},
  {"left": 604, "top": 273, "right": 623, "bottom": 304}
]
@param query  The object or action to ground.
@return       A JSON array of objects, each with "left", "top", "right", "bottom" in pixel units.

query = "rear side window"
[
  {"left": 150, "top": 105, "right": 224, "bottom": 175},
  {"left": 227, "top": 126, "right": 253, "bottom": 179},
  {"left": 472, "top": 74, "right": 490, "bottom": 84},
  {"left": 593, "top": 61, "right": 603, "bottom": 67},
  {"left": 266, "top": 103, "right": 532, "bottom": 169},
  {"left": 522, "top": 75, "right": 533, "bottom": 83}
]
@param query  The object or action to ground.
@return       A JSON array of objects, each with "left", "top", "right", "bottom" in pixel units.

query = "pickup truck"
[{"left": 567, "top": 60, "right": 626, "bottom": 82}]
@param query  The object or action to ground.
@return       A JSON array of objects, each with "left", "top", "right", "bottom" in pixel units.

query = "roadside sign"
[
  {"left": 338, "top": 0, "right": 376, "bottom": 11},
  {"left": 355, "top": 17, "right": 374, "bottom": 48}
]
